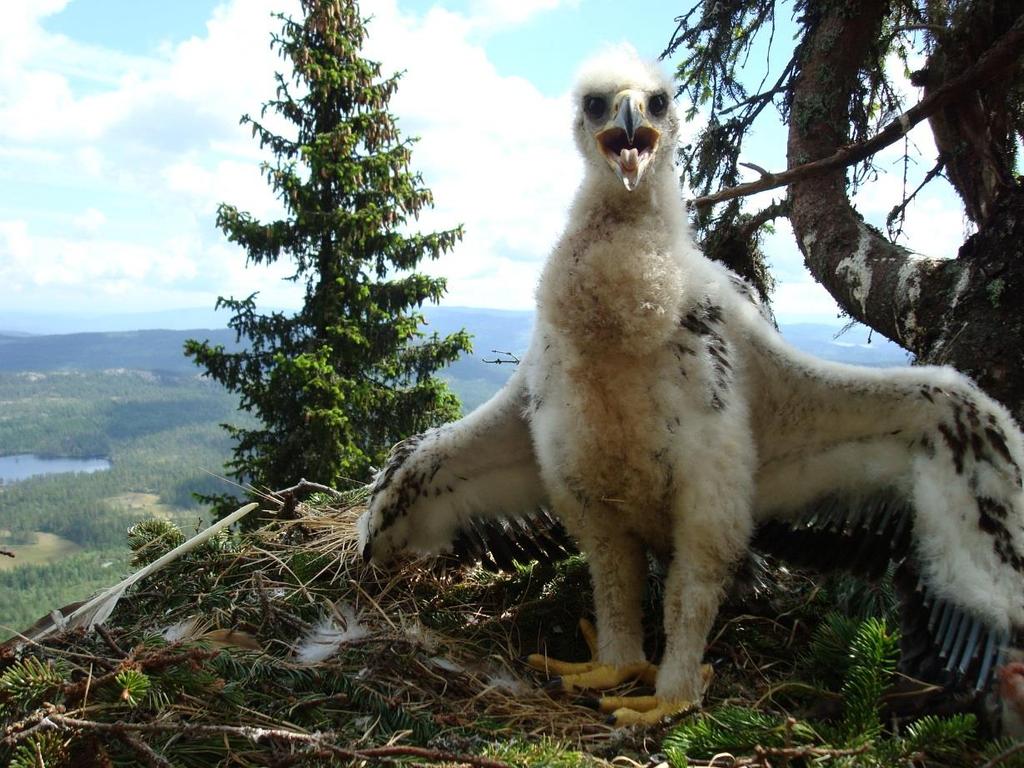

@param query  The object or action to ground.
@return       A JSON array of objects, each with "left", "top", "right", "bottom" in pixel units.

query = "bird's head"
[{"left": 573, "top": 46, "right": 678, "bottom": 193}]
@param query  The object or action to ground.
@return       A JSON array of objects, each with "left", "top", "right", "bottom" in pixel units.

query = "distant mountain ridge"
[
  {"left": 0, "top": 328, "right": 241, "bottom": 374},
  {"left": 0, "top": 308, "right": 234, "bottom": 335},
  {"left": 0, "top": 307, "right": 909, "bottom": 383}
]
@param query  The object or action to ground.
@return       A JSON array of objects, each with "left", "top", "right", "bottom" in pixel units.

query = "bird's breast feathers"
[
  {"left": 536, "top": 212, "right": 687, "bottom": 356},
  {"left": 526, "top": 292, "right": 755, "bottom": 535}
]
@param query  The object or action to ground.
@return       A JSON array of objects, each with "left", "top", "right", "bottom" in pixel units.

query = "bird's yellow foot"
[
  {"left": 598, "top": 695, "right": 698, "bottom": 726},
  {"left": 524, "top": 618, "right": 657, "bottom": 691},
  {"left": 525, "top": 619, "right": 712, "bottom": 725},
  {"left": 525, "top": 658, "right": 658, "bottom": 691},
  {"left": 594, "top": 664, "right": 713, "bottom": 726}
]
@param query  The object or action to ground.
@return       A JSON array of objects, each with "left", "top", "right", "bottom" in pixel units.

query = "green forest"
[
  {"left": 0, "top": 349, "right": 510, "bottom": 637},
  {"left": 0, "top": 370, "right": 248, "bottom": 635}
]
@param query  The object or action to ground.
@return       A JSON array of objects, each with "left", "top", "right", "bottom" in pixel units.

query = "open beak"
[{"left": 595, "top": 90, "right": 660, "bottom": 191}]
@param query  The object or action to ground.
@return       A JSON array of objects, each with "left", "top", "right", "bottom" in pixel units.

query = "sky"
[{"left": 0, "top": 0, "right": 971, "bottom": 329}]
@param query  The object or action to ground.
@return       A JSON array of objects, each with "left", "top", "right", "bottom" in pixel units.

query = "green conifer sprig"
[
  {"left": 127, "top": 518, "right": 186, "bottom": 566},
  {"left": 113, "top": 667, "right": 151, "bottom": 707},
  {"left": 837, "top": 617, "right": 899, "bottom": 742},
  {"left": 665, "top": 616, "right": 984, "bottom": 768},
  {"left": 904, "top": 714, "right": 978, "bottom": 764},
  {"left": 980, "top": 737, "right": 1024, "bottom": 768},
  {"left": 8, "top": 731, "right": 67, "bottom": 768},
  {"left": 662, "top": 704, "right": 817, "bottom": 760},
  {"left": 0, "top": 656, "right": 67, "bottom": 716},
  {"left": 800, "top": 611, "right": 863, "bottom": 688}
]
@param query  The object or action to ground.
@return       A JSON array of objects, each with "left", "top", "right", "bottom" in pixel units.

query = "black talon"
[{"left": 544, "top": 677, "right": 565, "bottom": 692}]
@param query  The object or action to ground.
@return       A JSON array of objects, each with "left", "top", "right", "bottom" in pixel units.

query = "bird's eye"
[
  {"left": 649, "top": 92, "right": 669, "bottom": 117},
  {"left": 583, "top": 95, "right": 606, "bottom": 120}
]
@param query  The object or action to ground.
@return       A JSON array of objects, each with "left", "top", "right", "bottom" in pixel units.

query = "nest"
[
  {"left": 266, "top": 501, "right": 618, "bottom": 744},
  {"left": 3, "top": 492, "right": 1011, "bottom": 767},
  {"left": 1, "top": 495, "right": 667, "bottom": 766}
]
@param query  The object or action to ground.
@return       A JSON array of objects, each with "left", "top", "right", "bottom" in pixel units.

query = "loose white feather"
[
  {"left": 293, "top": 602, "right": 367, "bottom": 664},
  {"left": 29, "top": 502, "right": 260, "bottom": 642}
]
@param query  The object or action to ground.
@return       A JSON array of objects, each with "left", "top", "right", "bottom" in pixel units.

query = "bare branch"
[
  {"left": 886, "top": 157, "right": 946, "bottom": 239},
  {"left": 6, "top": 707, "right": 516, "bottom": 768},
  {"left": 757, "top": 742, "right": 871, "bottom": 762},
  {"left": 718, "top": 81, "right": 789, "bottom": 116},
  {"left": 739, "top": 162, "right": 773, "bottom": 179},
  {"left": 122, "top": 733, "right": 174, "bottom": 768},
  {"left": 692, "top": 13, "right": 1024, "bottom": 209},
  {"left": 270, "top": 478, "right": 346, "bottom": 502},
  {"left": 982, "top": 741, "right": 1024, "bottom": 768},
  {"left": 94, "top": 625, "right": 127, "bottom": 659},
  {"left": 738, "top": 199, "right": 790, "bottom": 241},
  {"left": 892, "top": 23, "right": 948, "bottom": 35}
]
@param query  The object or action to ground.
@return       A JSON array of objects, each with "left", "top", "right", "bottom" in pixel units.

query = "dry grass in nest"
[
  {"left": 268, "top": 499, "right": 629, "bottom": 747},
  {"left": 2, "top": 492, "right": 857, "bottom": 767}
]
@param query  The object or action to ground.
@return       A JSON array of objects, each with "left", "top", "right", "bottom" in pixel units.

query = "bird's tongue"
[{"left": 620, "top": 147, "right": 640, "bottom": 190}]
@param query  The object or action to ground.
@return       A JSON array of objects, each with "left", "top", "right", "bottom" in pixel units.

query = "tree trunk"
[
  {"left": 920, "top": 1, "right": 1020, "bottom": 225},
  {"left": 920, "top": 184, "right": 1024, "bottom": 421},
  {"left": 786, "top": 2, "right": 1024, "bottom": 422}
]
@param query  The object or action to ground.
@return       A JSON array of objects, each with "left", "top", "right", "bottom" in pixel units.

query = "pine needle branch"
[
  {"left": 983, "top": 742, "right": 1024, "bottom": 768},
  {"left": 5, "top": 706, "right": 515, "bottom": 768}
]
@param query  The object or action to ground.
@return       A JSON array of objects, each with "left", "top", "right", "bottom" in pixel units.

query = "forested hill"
[
  {"left": 0, "top": 329, "right": 240, "bottom": 374},
  {"left": 0, "top": 308, "right": 534, "bottom": 376},
  {"left": 0, "top": 307, "right": 908, "bottom": 378}
]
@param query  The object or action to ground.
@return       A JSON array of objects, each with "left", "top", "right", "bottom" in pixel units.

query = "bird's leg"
[
  {"left": 607, "top": 501, "right": 752, "bottom": 727},
  {"left": 527, "top": 530, "right": 654, "bottom": 692}
]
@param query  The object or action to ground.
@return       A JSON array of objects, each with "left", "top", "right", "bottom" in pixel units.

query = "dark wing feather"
[
  {"left": 446, "top": 491, "right": 1013, "bottom": 693},
  {"left": 443, "top": 510, "right": 578, "bottom": 572},
  {"left": 754, "top": 493, "right": 1010, "bottom": 692}
]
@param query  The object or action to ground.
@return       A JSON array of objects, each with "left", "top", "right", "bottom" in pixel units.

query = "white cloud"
[
  {"left": 162, "top": 158, "right": 282, "bottom": 220},
  {"left": 2, "top": 0, "right": 587, "bottom": 316},
  {"left": 772, "top": 280, "right": 846, "bottom": 325},
  {"left": 0, "top": 0, "right": 292, "bottom": 149},
  {"left": 0, "top": 1, "right": 69, "bottom": 75},
  {"left": 0, "top": 220, "right": 33, "bottom": 294},
  {"left": 7, "top": 0, "right": 815, "bottom": 321},
  {"left": 851, "top": 119, "right": 971, "bottom": 263},
  {"left": 72, "top": 207, "right": 107, "bottom": 234},
  {"left": 758, "top": 219, "right": 842, "bottom": 323},
  {"left": 75, "top": 146, "right": 104, "bottom": 177},
  {"left": 357, "top": 0, "right": 581, "bottom": 308},
  {"left": 889, "top": 196, "right": 971, "bottom": 260},
  {"left": 0, "top": 227, "right": 194, "bottom": 289},
  {"left": 0, "top": 215, "right": 307, "bottom": 315}
]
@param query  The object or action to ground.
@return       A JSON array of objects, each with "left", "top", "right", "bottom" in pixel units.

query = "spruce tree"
[{"left": 186, "top": 0, "right": 470, "bottom": 511}]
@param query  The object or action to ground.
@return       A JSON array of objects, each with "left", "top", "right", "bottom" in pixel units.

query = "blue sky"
[{"left": 1, "top": 1, "right": 967, "bottom": 329}]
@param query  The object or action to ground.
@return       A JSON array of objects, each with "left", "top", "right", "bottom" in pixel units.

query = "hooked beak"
[{"left": 595, "top": 90, "right": 660, "bottom": 191}]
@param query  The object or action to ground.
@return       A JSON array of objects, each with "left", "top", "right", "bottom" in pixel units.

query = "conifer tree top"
[{"left": 185, "top": 0, "right": 470, "bottom": 506}]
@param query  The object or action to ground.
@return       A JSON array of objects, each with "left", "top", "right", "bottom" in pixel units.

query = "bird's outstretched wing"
[
  {"left": 362, "top": 288, "right": 1024, "bottom": 695},
  {"left": 359, "top": 368, "right": 569, "bottom": 566},
  {"left": 745, "top": 324, "right": 1024, "bottom": 691}
]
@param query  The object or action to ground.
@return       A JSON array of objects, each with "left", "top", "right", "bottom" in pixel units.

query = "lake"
[{"left": 0, "top": 454, "right": 112, "bottom": 484}]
